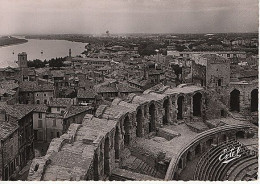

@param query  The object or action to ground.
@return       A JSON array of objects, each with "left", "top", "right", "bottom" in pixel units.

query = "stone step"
[
  {"left": 186, "top": 122, "right": 209, "bottom": 133},
  {"left": 120, "top": 148, "right": 131, "bottom": 161},
  {"left": 110, "top": 168, "right": 160, "bottom": 181},
  {"left": 131, "top": 158, "right": 142, "bottom": 170}
]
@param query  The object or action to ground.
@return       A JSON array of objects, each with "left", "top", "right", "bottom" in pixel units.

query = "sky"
[{"left": 0, "top": 0, "right": 258, "bottom": 35}]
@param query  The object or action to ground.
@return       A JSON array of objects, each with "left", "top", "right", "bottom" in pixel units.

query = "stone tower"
[
  {"left": 69, "top": 49, "right": 71, "bottom": 58},
  {"left": 18, "top": 52, "right": 28, "bottom": 68}
]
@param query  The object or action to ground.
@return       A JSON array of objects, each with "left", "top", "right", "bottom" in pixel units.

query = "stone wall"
[
  {"left": 28, "top": 84, "right": 235, "bottom": 181},
  {"left": 0, "top": 128, "right": 19, "bottom": 180},
  {"left": 165, "top": 124, "right": 251, "bottom": 180}
]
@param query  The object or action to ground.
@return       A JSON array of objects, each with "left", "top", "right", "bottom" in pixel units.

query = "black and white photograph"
[{"left": 0, "top": 0, "right": 258, "bottom": 181}]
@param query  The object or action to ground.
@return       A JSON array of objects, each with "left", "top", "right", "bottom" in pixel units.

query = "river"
[{"left": 0, "top": 38, "right": 87, "bottom": 68}]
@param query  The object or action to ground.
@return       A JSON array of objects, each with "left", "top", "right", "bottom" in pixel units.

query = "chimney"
[{"left": 0, "top": 109, "right": 7, "bottom": 122}]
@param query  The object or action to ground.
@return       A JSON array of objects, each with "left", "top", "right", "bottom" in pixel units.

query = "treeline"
[{"left": 27, "top": 57, "right": 66, "bottom": 68}]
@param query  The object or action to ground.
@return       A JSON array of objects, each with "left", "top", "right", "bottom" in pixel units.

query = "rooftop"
[
  {"left": 0, "top": 119, "right": 18, "bottom": 140},
  {"left": 77, "top": 88, "right": 97, "bottom": 99},
  {"left": 19, "top": 81, "right": 54, "bottom": 92},
  {"left": 49, "top": 98, "right": 73, "bottom": 107},
  {"left": 0, "top": 104, "right": 35, "bottom": 119}
]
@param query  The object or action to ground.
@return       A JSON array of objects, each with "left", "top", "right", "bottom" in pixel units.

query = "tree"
[{"left": 27, "top": 59, "right": 45, "bottom": 68}]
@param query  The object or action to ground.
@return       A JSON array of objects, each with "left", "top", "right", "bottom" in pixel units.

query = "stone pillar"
[
  {"left": 168, "top": 97, "right": 173, "bottom": 124},
  {"left": 201, "top": 141, "right": 206, "bottom": 152},
  {"left": 141, "top": 111, "right": 145, "bottom": 137},
  {"left": 172, "top": 97, "right": 178, "bottom": 124},
  {"left": 155, "top": 103, "right": 163, "bottom": 128},
  {"left": 184, "top": 94, "right": 192, "bottom": 123},
  {"left": 201, "top": 95, "right": 206, "bottom": 121}
]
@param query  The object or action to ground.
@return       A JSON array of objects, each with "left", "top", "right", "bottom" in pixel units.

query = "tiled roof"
[
  {"left": 49, "top": 98, "right": 73, "bottom": 107},
  {"left": 0, "top": 120, "right": 18, "bottom": 140},
  {"left": 64, "top": 106, "right": 92, "bottom": 119},
  {"left": 117, "top": 83, "right": 142, "bottom": 93},
  {"left": 95, "top": 86, "right": 118, "bottom": 93},
  {"left": 19, "top": 81, "right": 54, "bottom": 92},
  {"left": 51, "top": 70, "right": 65, "bottom": 78},
  {"left": 97, "top": 65, "right": 111, "bottom": 71},
  {"left": 128, "top": 79, "right": 150, "bottom": 87},
  {"left": 0, "top": 104, "right": 35, "bottom": 119},
  {"left": 0, "top": 80, "right": 19, "bottom": 90},
  {"left": 23, "top": 104, "right": 48, "bottom": 113},
  {"left": 77, "top": 89, "right": 97, "bottom": 99}
]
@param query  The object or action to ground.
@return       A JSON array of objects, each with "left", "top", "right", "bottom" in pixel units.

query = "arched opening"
[
  {"left": 136, "top": 109, "right": 143, "bottom": 137},
  {"left": 177, "top": 96, "right": 184, "bottom": 120},
  {"left": 114, "top": 126, "right": 120, "bottom": 160},
  {"left": 163, "top": 99, "right": 170, "bottom": 124},
  {"left": 93, "top": 153, "right": 99, "bottom": 180},
  {"left": 195, "top": 144, "right": 201, "bottom": 155},
  {"left": 221, "top": 109, "right": 225, "bottom": 117},
  {"left": 173, "top": 172, "right": 178, "bottom": 180},
  {"left": 230, "top": 89, "right": 240, "bottom": 112},
  {"left": 186, "top": 151, "right": 192, "bottom": 161},
  {"left": 206, "top": 138, "right": 213, "bottom": 147},
  {"left": 236, "top": 131, "right": 245, "bottom": 139},
  {"left": 193, "top": 93, "right": 202, "bottom": 117},
  {"left": 104, "top": 137, "right": 110, "bottom": 175},
  {"left": 251, "top": 89, "right": 258, "bottom": 112},
  {"left": 200, "top": 79, "right": 204, "bottom": 86},
  {"left": 218, "top": 79, "right": 222, "bottom": 86},
  {"left": 123, "top": 116, "right": 130, "bottom": 146},
  {"left": 178, "top": 159, "right": 183, "bottom": 169},
  {"left": 222, "top": 134, "right": 227, "bottom": 142},
  {"left": 149, "top": 103, "right": 156, "bottom": 133}
]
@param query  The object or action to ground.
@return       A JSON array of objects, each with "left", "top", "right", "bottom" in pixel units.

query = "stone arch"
[
  {"left": 236, "top": 130, "right": 245, "bottom": 139},
  {"left": 163, "top": 98, "right": 170, "bottom": 124},
  {"left": 123, "top": 115, "right": 130, "bottom": 146},
  {"left": 251, "top": 89, "right": 258, "bottom": 112},
  {"left": 178, "top": 158, "right": 183, "bottom": 169},
  {"left": 148, "top": 103, "right": 156, "bottom": 133},
  {"left": 114, "top": 126, "right": 120, "bottom": 160},
  {"left": 186, "top": 151, "right": 192, "bottom": 161},
  {"left": 173, "top": 172, "right": 178, "bottom": 180},
  {"left": 93, "top": 152, "right": 99, "bottom": 180},
  {"left": 136, "top": 108, "right": 143, "bottom": 137},
  {"left": 104, "top": 137, "right": 110, "bottom": 175},
  {"left": 177, "top": 96, "right": 184, "bottom": 120},
  {"left": 217, "top": 79, "right": 222, "bottom": 86},
  {"left": 206, "top": 138, "right": 213, "bottom": 147},
  {"left": 195, "top": 144, "right": 201, "bottom": 155},
  {"left": 193, "top": 92, "right": 202, "bottom": 117},
  {"left": 221, "top": 134, "right": 227, "bottom": 142},
  {"left": 230, "top": 89, "right": 240, "bottom": 112}
]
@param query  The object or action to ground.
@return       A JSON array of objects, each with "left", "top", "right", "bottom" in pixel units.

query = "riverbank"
[{"left": 0, "top": 36, "right": 28, "bottom": 47}]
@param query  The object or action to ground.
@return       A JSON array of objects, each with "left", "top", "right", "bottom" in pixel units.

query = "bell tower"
[{"left": 18, "top": 52, "right": 28, "bottom": 68}]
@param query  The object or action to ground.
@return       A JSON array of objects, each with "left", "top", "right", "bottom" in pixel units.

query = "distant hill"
[{"left": 0, "top": 36, "right": 28, "bottom": 47}]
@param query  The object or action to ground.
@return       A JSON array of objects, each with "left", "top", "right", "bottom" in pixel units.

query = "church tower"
[{"left": 18, "top": 52, "right": 28, "bottom": 68}]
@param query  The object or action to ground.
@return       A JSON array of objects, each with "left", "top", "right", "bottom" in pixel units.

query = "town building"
[
  {"left": 0, "top": 104, "right": 35, "bottom": 174},
  {"left": 167, "top": 51, "right": 247, "bottom": 59},
  {"left": 0, "top": 110, "right": 19, "bottom": 180},
  {"left": 19, "top": 81, "right": 54, "bottom": 105},
  {"left": 191, "top": 54, "right": 230, "bottom": 88}
]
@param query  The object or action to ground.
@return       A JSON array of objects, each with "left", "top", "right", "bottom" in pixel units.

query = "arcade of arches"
[{"left": 28, "top": 85, "right": 258, "bottom": 181}]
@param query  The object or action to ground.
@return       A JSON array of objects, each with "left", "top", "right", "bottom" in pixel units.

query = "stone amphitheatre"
[{"left": 28, "top": 84, "right": 258, "bottom": 181}]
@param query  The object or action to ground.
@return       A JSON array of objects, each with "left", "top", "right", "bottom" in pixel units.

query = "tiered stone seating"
[
  {"left": 193, "top": 140, "right": 257, "bottom": 181},
  {"left": 225, "top": 156, "right": 258, "bottom": 181},
  {"left": 202, "top": 142, "right": 240, "bottom": 180},
  {"left": 218, "top": 153, "right": 255, "bottom": 180},
  {"left": 110, "top": 168, "right": 160, "bottom": 181},
  {"left": 194, "top": 141, "right": 234, "bottom": 180},
  {"left": 121, "top": 155, "right": 164, "bottom": 179}
]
